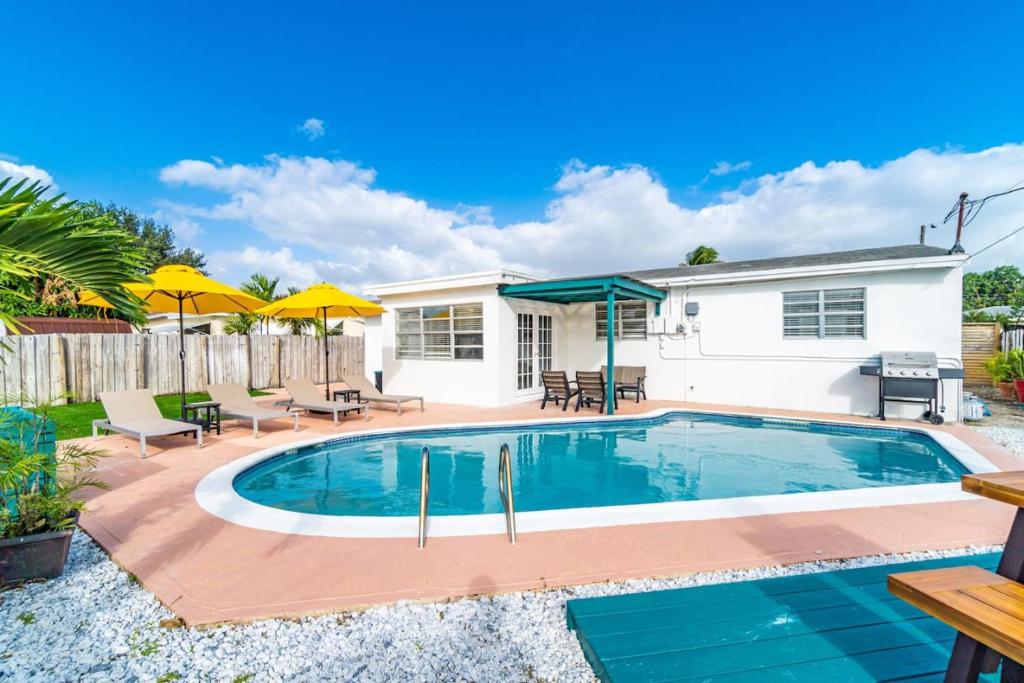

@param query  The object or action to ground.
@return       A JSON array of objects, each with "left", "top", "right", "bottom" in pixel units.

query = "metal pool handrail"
[
  {"left": 418, "top": 446, "right": 430, "bottom": 548},
  {"left": 498, "top": 443, "right": 517, "bottom": 544}
]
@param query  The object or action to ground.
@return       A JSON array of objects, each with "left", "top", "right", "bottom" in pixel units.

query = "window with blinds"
[
  {"left": 783, "top": 288, "right": 865, "bottom": 339},
  {"left": 395, "top": 303, "right": 484, "bottom": 360},
  {"left": 596, "top": 301, "right": 648, "bottom": 340}
]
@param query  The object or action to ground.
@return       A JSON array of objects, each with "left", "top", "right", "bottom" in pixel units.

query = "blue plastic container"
[{"left": 0, "top": 406, "right": 57, "bottom": 517}]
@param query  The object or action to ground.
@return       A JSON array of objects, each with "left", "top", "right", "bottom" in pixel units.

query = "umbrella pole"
[
  {"left": 178, "top": 296, "right": 187, "bottom": 420},
  {"left": 323, "top": 308, "right": 330, "bottom": 400}
]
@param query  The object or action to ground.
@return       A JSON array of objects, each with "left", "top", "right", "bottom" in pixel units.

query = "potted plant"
[
  {"left": 0, "top": 402, "right": 107, "bottom": 586},
  {"left": 1009, "top": 349, "right": 1024, "bottom": 403},
  {"left": 984, "top": 351, "right": 1017, "bottom": 400}
]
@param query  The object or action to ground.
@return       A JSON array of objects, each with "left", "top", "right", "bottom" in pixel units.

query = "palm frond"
[{"left": 0, "top": 178, "right": 150, "bottom": 330}]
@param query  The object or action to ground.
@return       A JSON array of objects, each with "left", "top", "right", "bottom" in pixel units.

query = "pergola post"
[{"left": 606, "top": 288, "right": 615, "bottom": 415}]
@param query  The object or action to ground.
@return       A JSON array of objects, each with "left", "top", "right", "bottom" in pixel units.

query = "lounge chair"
[
  {"left": 575, "top": 371, "right": 618, "bottom": 413},
  {"left": 602, "top": 365, "right": 647, "bottom": 403},
  {"left": 92, "top": 389, "right": 202, "bottom": 458},
  {"left": 282, "top": 378, "right": 367, "bottom": 423},
  {"left": 341, "top": 373, "right": 423, "bottom": 415},
  {"left": 208, "top": 383, "right": 300, "bottom": 438},
  {"left": 540, "top": 370, "right": 578, "bottom": 411}
]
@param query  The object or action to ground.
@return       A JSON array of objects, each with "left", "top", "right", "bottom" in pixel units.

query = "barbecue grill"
[{"left": 859, "top": 351, "right": 964, "bottom": 424}]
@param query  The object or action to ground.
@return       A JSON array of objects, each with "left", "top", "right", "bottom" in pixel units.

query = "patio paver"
[{"left": 75, "top": 392, "right": 1024, "bottom": 626}]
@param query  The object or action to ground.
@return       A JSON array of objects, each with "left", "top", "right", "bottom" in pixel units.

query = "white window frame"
[
  {"left": 395, "top": 302, "right": 484, "bottom": 360},
  {"left": 516, "top": 313, "right": 534, "bottom": 390},
  {"left": 596, "top": 301, "right": 648, "bottom": 340},
  {"left": 783, "top": 287, "right": 866, "bottom": 339},
  {"left": 514, "top": 310, "right": 554, "bottom": 394}
]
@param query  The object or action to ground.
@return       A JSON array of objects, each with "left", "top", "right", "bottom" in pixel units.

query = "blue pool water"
[{"left": 232, "top": 412, "right": 967, "bottom": 517}]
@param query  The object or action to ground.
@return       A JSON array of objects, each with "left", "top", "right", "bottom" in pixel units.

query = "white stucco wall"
[
  {"left": 366, "top": 259, "right": 965, "bottom": 421},
  {"left": 564, "top": 266, "right": 964, "bottom": 420},
  {"left": 363, "top": 316, "right": 382, "bottom": 384},
  {"left": 375, "top": 285, "right": 506, "bottom": 407}
]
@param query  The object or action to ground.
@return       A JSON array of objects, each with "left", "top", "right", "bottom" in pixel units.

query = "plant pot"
[
  {"left": 0, "top": 528, "right": 74, "bottom": 587},
  {"left": 998, "top": 382, "right": 1018, "bottom": 400},
  {"left": 1015, "top": 380, "right": 1024, "bottom": 404}
]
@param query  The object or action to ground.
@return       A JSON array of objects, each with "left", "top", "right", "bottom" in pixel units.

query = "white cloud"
[
  {"left": 169, "top": 216, "right": 201, "bottom": 242},
  {"left": 708, "top": 160, "right": 752, "bottom": 176},
  {"left": 208, "top": 246, "right": 321, "bottom": 289},
  {"left": 297, "top": 118, "right": 325, "bottom": 140},
  {"left": 161, "top": 144, "right": 1024, "bottom": 291},
  {"left": 0, "top": 159, "right": 56, "bottom": 189}
]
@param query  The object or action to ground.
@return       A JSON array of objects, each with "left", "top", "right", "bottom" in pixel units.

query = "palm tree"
[
  {"left": 685, "top": 245, "right": 720, "bottom": 266},
  {"left": 281, "top": 287, "right": 317, "bottom": 336},
  {"left": 223, "top": 313, "right": 258, "bottom": 335},
  {"left": 0, "top": 178, "right": 147, "bottom": 333},
  {"left": 239, "top": 273, "right": 280, "bottom": 334}
]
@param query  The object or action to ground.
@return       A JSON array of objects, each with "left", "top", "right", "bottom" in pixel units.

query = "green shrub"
[
  {"left": 1009, "top": 349, "right": 1024, "bottom": 381},
  {"left": 0, "top": 399, "right": 108, "bottom": 539}
]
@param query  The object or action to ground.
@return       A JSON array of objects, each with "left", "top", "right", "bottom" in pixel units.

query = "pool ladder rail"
[
  {"left": 418, "top": 446, "right": 430, "bottom": 548},
  {"left": 498, "top": 443, "right": 517, "bottom": 544},
  {"left": 417, "top": 443, "right": 518, "bottom": 548}
]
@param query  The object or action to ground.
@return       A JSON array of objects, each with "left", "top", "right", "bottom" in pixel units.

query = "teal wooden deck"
[{"left": 567, "top": 553, "right": 1002, "bottom": 682}]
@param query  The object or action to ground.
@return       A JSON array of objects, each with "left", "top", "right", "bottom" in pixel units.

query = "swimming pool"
[
  {"left": 194, "top": 409, "right": 995, "bottom": 537},
  {"left": 233, "top": 412, "right": 968, "bottom": 516}
]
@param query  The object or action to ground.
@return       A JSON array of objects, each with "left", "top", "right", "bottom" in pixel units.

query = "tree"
[
  {"left": 685, "top": 245, "right": 720, "bottom": 266},
  {"left": 0, "top": 179, "right": 148, "bottom": 332},
  {"left": 224, "top": 273, "right": 281, "bottom": 335},
  {"left": 223, "top": 313, "right": 258, "bottom": 335},
  {"left": 241, "top": 273, "right": 280, "bottom": 334},
  {"left": 963, "top": 265, "right": 1024, "bottom": 311},
  {"left": 281, "top": 286, "right": 321, "bottom": 336},
  {"left": 78, "top": 201, "right": 207, "bottom": 273}
]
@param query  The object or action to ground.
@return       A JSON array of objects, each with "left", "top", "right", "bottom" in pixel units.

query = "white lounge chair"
[
  {"left": 207, "top": 383, "right": 300, "bottom": 438},
  {"left": 282, "top": 378, "right": 367, "bottom": 423},
  {"left": 342, "top": 373, "right": 423, "bottom": 415},
  {"left": 92, "top": 389, "right": 202, "bottom": 458}
]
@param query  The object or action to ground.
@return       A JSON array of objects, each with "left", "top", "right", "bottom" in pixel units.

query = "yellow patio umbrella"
[
  {"left": 256, "top": 283, "right": 385, "bottom": 399},
  {"left": 79, "top": 265, "right": 267, "bottom": 419}
]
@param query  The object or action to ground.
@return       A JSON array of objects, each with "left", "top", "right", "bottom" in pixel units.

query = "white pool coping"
[{"left": 194, "top": 407, "right": 1001, "bottom": 538}]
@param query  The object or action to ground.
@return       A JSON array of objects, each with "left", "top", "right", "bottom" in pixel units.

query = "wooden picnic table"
[{"left": 921, "top": 472, "right": 1024, "bottom": 682}]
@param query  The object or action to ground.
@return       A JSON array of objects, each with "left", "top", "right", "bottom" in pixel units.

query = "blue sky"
[{"left": 3, "top": 1, "right": 1024, "bottom": 289}]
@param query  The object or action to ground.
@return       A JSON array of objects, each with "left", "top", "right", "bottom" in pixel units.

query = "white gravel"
[
  {"left": 0, "top": 533, "right": 1004, "bottom": 683},
  {"left": 974, "top": 425, "right": 1024, "bottom": 457},
  {"left": 1, "top": 420, "right": 1016, "bottom": 681}
]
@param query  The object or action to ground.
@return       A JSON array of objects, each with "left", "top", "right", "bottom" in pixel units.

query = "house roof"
[
  {"left": 366, "top": 245, "right": 964, "bottom": 299},
  {"left": 627, "top": 245, "right": 954, "bottom": 281},
  {"left": 11, "top": 316, "right": 133, "bottom": 335}
]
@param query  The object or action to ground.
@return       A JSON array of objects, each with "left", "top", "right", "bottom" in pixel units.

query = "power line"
[
  {"left": 943, "top": 183, "right": 1024, "bottom": 226},
  {"left": 969, "top": 223, "right": 1024, "bottom": 261}
]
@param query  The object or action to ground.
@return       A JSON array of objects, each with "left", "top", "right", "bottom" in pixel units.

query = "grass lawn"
[{"left": 37, "top": 390, "right": 271, "bottom": 440}]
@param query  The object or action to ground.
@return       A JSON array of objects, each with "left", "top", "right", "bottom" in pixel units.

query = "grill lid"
[{"left": 880, "top": 351, "right": 938, "bottom": 378}]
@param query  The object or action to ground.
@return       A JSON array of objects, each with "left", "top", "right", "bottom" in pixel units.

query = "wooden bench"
[{"left": 889, "top": 565, "right": 1024, "bottom": 681}]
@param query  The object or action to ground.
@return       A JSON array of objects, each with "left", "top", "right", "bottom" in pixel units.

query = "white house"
[{"left": 363, "top": 245, "right": 967, "bottom": 421}]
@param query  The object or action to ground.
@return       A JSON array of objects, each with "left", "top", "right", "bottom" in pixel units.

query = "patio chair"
[
  {"left": 540, "top": 370, "right": 578, "bottom": 411},
  {"left": 282, "top": 378, "right": 367, "bottom": 423},
  {"left": 208, "top": 383, "right": 300, "bottom": 438},
  {"left": 92, "top": 389, "right": 202, "bottom": 458},
  {"left": 575, "top": 371, "right": 618, "bottom": 413},
  {"left": 341, "top": 373, "right": 423, "bottom": 415},
  {"left": 601, "top": 365, "right": 647, "bottom": 403}
]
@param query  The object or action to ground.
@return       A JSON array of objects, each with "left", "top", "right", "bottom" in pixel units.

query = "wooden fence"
[
  {"left": 1002, "top": 327, "right": 1024, "bottom": 352},
  {"left": 0, "top": 333, "right": 365, "bottom": 405},
  {"left": 962, "top": 322, "right": 1002, "bottom": 386}
]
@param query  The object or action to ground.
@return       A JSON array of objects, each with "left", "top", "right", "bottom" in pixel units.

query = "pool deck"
[{"left": 75, "top": 392, "right": 1024, "bottom": 626}]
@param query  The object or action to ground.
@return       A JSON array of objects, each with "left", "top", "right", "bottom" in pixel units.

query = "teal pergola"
[{"left": 498, "top": 275, "right": 668, "bottom": 415}]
